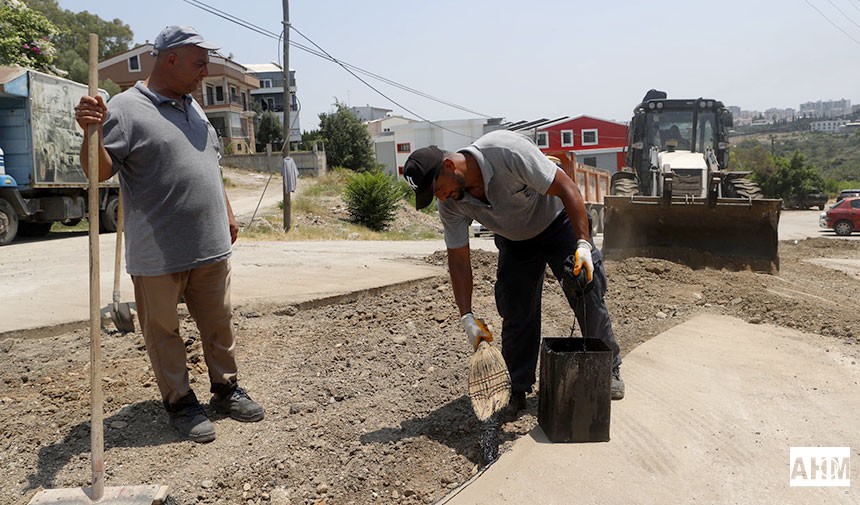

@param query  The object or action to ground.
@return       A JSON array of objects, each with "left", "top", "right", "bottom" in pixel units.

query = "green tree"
[
  {"left": 100, "top": 78, "right": 121, "bottom": 99},
  {"left": 731, "top": 141, "right": 778, "bottom": 179},
  {"left": 24, "top": 0, "right": 133, "bottom": 83},
  {"left": 0, "top": 0, "right": 57, "bottom": 72},
  {"left": 255, "top": 111, "right": 284, "bottom": 152},
  {"left": 758, "top": 151, "right": 824, "bottom": 201},
  {"left": 343, "top": 170, "right": 402, "bottom": 231},
  {"left": 318, "top": 101, "right": 376, "bottom": 171},
  {"left": 298, "top": 128, "right": 324, "bottom": 151}
]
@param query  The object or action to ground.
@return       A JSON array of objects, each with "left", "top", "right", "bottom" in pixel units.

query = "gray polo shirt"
[
  {"left": 103, "top": 82, "right": 231, "bottom": 276},
  {"left": 438, "top": 130, "right": 564, "bottom": 249}
]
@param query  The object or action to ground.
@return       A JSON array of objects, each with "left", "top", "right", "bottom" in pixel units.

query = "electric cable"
[
  {"left": 181, "top": 0, "right": 493, "bottom": 122},
  {"left": 824, "top": 0, "right": 860, "bottom": 31},
  {"left": 802, "top": 0, "right": 860, "bottom": 45}
]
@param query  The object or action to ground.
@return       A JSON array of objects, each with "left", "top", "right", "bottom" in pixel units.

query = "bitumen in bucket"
[{"left": 538, "top": 337, "right": 612, "bottom": 443}]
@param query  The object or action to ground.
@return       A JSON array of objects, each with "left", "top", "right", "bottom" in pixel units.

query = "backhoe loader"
[{"left": 603, "top": 91, "right": 781, "bottom": 272}]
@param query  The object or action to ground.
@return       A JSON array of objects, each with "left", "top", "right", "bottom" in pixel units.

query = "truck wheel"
[
  {"left": 589, "top": 208, "right": 601, "bottom": 235},
  {"left": 99, "top": 194, "right": 119, "bottom": 233},
  {"left": 818, "top": 204, "right": 825, "bottom": 211},
  {"left": 17, "top": 221, "right": 53, "bottom": 237},
  {"left": 0, "top": 199, "right": 18, "bottom": 246}
]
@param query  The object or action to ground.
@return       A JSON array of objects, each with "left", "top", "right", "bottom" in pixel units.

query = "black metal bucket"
[{"left": 538, "top": 337, "right": 611, "bottom": 443}]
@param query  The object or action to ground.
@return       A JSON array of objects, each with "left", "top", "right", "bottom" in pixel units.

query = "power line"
[
  {"left": 287, "top": 24, "right": 477, "bottom": 138},
  {"left": 803, "top": 0, "right": 860, "bottom": 45},
  {"left": 181, "top": 0, "right": 493, "bottom": 123},
  {"left": 825, "top": 0, "right": 860, "bottom": 30}
]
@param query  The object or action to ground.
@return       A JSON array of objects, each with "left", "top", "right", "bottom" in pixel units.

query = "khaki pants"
[{"left": 132, "top": 259, "right": 238, "bottom": 405}]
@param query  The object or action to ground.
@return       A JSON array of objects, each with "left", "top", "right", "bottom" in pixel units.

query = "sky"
[{"left": 56, "top": 0, "right": 860, "bottom": 132}]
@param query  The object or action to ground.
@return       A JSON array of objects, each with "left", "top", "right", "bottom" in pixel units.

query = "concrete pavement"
[{"left": 440, "top": 314, "right": 859, "bottom": 504}]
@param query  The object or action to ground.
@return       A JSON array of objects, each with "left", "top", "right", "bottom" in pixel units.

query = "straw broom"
[{"left": 468, "top": 318, "right": 511, "bottom": 421}]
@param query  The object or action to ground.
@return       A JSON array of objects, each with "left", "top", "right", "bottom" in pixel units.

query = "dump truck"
[
  {"left": 546, "top": 151, "right": 611, "bottom": 234},
  {"left": 0, "top": 65, "right": 117, "bottom": 246},
  {"left": 603, "top": 91, "right": 782, "bottom": 272}
]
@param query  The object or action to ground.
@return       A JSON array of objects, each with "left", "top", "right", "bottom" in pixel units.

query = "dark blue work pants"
[{"left": 493, "top": 212, "right": 621, "bottom": 394}]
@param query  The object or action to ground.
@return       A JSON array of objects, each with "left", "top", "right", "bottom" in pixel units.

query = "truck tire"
[
  {"left": 99, "top": 194, "right": 119, "bottom": 233},
  {"left": 17, "top": 221, "right": 53, "bottom": 237},
  {"left": 0, "top": 199, "right": 18, "bottom": 246},
  {"left": 589, "top": 208, "right": 601, "bottom": 235}
]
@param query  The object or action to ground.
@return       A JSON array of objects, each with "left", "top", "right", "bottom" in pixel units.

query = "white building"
[
  {"left": 811, "top": 120, "right": 847, "bottom": 132},
  {"left": 389, "top": 119, "right": 493, "bottom": 176}
]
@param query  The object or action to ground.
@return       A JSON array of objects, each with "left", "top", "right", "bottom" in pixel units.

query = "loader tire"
[
  {"left": 725, "top": 177, "right": 763, "bottom": 200},
  {"left": 612, "top": 177, "right": 640, "bottom": 197},
  {"left": 0, "top": 199, "right": 18, "bottom": 246}
]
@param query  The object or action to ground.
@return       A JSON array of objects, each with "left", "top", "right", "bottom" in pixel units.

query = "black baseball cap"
[
  {"left": 151, "top": 25, "right": 219, "bottom": 56},
  {"left": 403, "top": 146, "right": 444, "bottom": 210}
]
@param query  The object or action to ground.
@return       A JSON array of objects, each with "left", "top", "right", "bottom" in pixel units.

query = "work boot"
[
  {"left": 612, "top": 366, "right": 625, "bottom": 400},
  {"left": 166, "top": 391, "right": 216, "bottom": 443},
  {"left": 210, "top": 383, "right": 264, "bottom": 422},
  {"left": 502, "top": 390, "right": 527, "bottom": 419}
]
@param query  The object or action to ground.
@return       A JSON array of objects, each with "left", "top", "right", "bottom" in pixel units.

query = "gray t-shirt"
[
  {"left": 103, "top": 82, "right": 231, "bottom": 276},
  {"left": 438, "top": 130, "right": 564, "bottom": 249}
]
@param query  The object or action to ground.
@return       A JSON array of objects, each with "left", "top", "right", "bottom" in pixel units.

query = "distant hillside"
[{"left": 730, "top": 130, "right": 860, "bottom": 183}]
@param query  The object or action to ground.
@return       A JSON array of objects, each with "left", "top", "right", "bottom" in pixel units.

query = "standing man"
[
  {"left": 403, "top": 130, "right": 624, "bottom": 412},
  {"left": 75, "top": 26, "right": 263, "bottom": 443}
]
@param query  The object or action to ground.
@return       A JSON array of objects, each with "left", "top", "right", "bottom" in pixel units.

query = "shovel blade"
[{"left": 111, "top": 302, "right": 135, "bottom": 333}]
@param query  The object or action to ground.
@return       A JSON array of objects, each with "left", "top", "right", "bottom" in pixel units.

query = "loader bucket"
[{"left": 603, "top": 195, "right": 781, "bottom": 272}]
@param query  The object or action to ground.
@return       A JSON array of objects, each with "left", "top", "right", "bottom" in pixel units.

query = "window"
[
  {"left": 128, "top": 55, "right": 140, "bottom": 72},
  {"left": 260, "top": 79, "right": 272, "bottom": 88},
  {"left": 582, "top": 129, "right": 598, "bottom": 146},
  {"left": 215, "top": 86, "right": 224, "bottom": 103},
  {"left": 561, "top": 130, "right": 574, "bottom": 147},
  {"left": 536, "top": 132, "right": 549, "bottom": 148},
  {"left": 583, "top": 156, "right": 597, "bottom": 168},
  {"left": 264, "top": 97, "right": 275, "bottom": 111},
  {"left": 397, "top": 143, "right": 411, "bottom": 153},
  {"left": 230, "top": 86, "right": 239, "bottom": 103},
  {"left": 241, "top": 92, "right": 248, "bottom": 111},
  {"left": 205, "top": 85, "right": 215, "bottom": 106}
]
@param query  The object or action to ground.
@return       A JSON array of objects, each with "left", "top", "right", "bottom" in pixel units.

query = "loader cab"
[{"left": 626, "top": 98, "right": 731, "bottom": 195}]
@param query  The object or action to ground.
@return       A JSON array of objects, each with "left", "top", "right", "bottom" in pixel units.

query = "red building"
[{"left": 509, "top": 115, "right": 629, "bottom": 172}]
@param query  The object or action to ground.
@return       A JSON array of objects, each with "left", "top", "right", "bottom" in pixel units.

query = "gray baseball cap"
[{"left": 151, "top": 25, "right": 219, "bottom": 55}]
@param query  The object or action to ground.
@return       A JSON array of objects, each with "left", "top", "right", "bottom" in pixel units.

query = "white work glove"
[
  {"left": 574, "top": 239, "right": 594, "bottom": 283},
  {"left": 461, "top": 313, "right": 493, "bottom": 351}
]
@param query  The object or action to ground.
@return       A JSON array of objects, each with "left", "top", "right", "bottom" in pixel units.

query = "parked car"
[
  {"left": 787, "top": 188, "right": 828, "bottom": 210},
  {"left": 837, "top": 189, "right": 860, "bottom": 202},
  {"left": 470, "top": 220, "right": 493, "bottom": 238},
  {"left": 820, "top": 196, "right": 860, "bottom": 236}
]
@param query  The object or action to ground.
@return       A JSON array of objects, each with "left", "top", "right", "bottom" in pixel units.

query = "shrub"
[{"left": 343, "top": 170, "right": 402, "bottom": 231}]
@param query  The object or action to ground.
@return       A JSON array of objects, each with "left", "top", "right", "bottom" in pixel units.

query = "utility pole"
[{"left": 282, "top": 0, "right": 291, "bottom": 231}]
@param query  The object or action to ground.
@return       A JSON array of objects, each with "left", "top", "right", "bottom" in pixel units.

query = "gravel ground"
[{"left": 2, "top": 238, "right": 859, "bottom": 505}]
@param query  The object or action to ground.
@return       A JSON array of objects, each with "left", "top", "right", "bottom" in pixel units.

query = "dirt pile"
[{"left": 1, "top": 238, "right": 858, "bottom": 504}]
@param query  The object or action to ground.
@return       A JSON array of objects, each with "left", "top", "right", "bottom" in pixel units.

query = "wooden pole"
[
  {"left": 282, "top": 0, "right": 291, "bottom": 231},
  {"left": 86, "top": 33, "right": 105, "bottom": 501}
]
